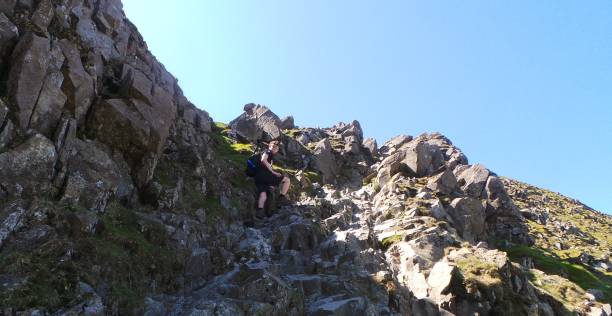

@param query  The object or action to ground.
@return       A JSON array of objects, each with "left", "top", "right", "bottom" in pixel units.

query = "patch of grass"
[
  {"left": 211, "top": 122, "right": 253, "bottom": 166},
  {"left": 456, "top": 256, "right": 503, "bottom": 287},
  {"left": 283, "top": 129, "right": 301, "bottom": 138},
  {"left": 0, "top": 200, "right": 184, "bottom": 314},
  {"left": 182, "top": 188, "right": 226, "bottom": 224},
  {"left": 529, "top": 269, "right": 587, "bottom": 312},
  {"left": 0, "top": 239, "right": 78, "bottom": 310},
  {"left": 503, "top": 245, "right": 612, "bottom": 303},
  {"left": 381, "top": 234, "right": 403, "bottom": 250}
]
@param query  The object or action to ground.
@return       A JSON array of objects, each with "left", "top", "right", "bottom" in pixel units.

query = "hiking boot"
[{"left": 255, "top": 207, "right": 266, "bottom": 220}]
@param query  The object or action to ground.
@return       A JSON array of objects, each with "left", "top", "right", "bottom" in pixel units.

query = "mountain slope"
[{"left": 0, "top": 1, "right": 610, "bottom": 315}]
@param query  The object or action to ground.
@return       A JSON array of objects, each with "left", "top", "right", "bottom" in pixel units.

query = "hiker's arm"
[{"left": 261, "top": 153, "right": 281, "bottom": 176}]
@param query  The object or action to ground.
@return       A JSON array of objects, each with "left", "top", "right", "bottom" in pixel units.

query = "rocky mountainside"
[{"left": 0, "top": 1, "right": 610, "bottom": 315}]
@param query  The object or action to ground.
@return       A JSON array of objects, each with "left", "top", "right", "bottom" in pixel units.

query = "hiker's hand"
[{"left": 274, "top": 171, "right": 282, "bottom": 177}]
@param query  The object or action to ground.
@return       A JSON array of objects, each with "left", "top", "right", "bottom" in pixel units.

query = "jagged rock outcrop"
[
  {"left": 0, "top": 1, "right": 609, "bottom": 315},
  {"left": 229, "top": 103, "right": 283, "bottom": 143}
]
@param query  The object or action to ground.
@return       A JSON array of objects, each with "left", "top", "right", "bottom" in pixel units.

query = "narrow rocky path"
[{"left": 150, "top": 186, "right": 401, "bottom": 315}]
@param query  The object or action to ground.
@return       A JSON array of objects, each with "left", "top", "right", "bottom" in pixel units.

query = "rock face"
[
  {"left": 0, "top": 1, "right": 609, "bottom": 316},
  {"left": 0, "top": 134, "right": 57, "bottom": 197},
  {"left": 229, "top": 103, "right": 283, "bottom": 143}
]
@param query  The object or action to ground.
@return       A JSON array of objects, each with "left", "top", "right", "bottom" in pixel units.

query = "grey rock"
[
  {"left": 343, "top": 135, "right": 360, "bottom": 154},
  {"left": 28, "top": 68, "right": 67, "bottom": 137},
  {"left": 0, "top": 134, "right": 57, "bottom": 197},
  {"left": 88, "top": 97, "right": 175, "bottom": 169},
  {"left": 59, "top": 39, "right": 95, "bottom": 127},
  {"left": 362, "top": 137, "right": 378, "bottom": 157},
  {"left": 312, "top": 138, "right": 338, "bottom": 184},
  {"left": 0, "top": 119, "right": 13, "bottom": 150},
  {"left": 178, "top": 97, "right": 212, "bottom": 132},
  {"left": 31, "top": 0, "right": 54, "bottom": 32},
  {"left": 587, "top": 289, "right": 605, "bottom": 301},
  {"left": 537, "top": 302, "right": 555, "bottom": 316},
  {"left": 427, "top": 169, "right": 458, "bottom": 195},
  {"left": 309, "top": 296, "right": 366, "bottom": 316},
  {"left": 8, "top": 32, "right": 50, "bottom": 130},
  {"left": 337, "top": 120, "right": 364, "bottom": 142},
  {"left": 0, "top": 99, "right": 8, "bottom": 131},
  {"left": 58, "top": 139, "right": 133, "bottom": 212},
  {"left": 280, "top": 115, "right": 295, "bottom": 130},
  {"left": 0, "top": 0, "right": 16, "bottom": 15},
  {"left": 455, "top": 164, "right": 490, "bottom": 198},
  {"left": 381, "top": 134, "right": 412, "bottom": 153},
  {"left": 0, "top": 203, "right": 25, "bottom": 248},
  {"left": 93, "top": 0, "right": 124, "bottom": 35},
  {"left": 68, "top": 210, "right": 103, "bottom": 235},
  {"left": 427, "top": 261, "right": 459, "bottom": 302},
  {"left": 229, "top": 103, "right": 282, "bottom": 143},
  {"left": 448, "top": 197, "right": 486, "bottom": 242},
  {"left": 411, "top": 298, "right": 441, "bottom": 316},
  {"left": 0, "top": 13, "right": 18, "bottom": 70},
  {"left": 73, "top": 3, "right": 118, "bottom": 60},
  {"left": 401, "top": 140, "right": 444, "bottom": 177}
]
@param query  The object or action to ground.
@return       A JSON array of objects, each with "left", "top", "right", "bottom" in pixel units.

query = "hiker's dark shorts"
[{"left": 255, "top": 171, "right": 283, "bottom": 194}]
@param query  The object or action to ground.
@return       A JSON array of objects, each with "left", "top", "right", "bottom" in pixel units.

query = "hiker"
[{"left": 254, "top": 140, "right": 290, "bottom": 218}]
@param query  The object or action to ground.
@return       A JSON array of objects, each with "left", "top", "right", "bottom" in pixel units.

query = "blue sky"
[{"left": 123, "top": 1, "right": 612, "bottom": 214}]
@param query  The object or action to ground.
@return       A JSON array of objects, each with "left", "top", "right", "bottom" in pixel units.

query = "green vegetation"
[
  {"left": 182, "top": 188, "right": 227, "bottom": 224},
  {"left": 456, "top": 256, "right": 502, "bottom": 287},
  {"left": 212, "top": 122, "right": 254, "bottom": 166},
  {"left": 502, "top": 244, "right": 612, "bottom": 303},
  {"left": 0, "top": 201, "right": 184, "bottom": 314},
  {"left": 529, "top": 269, "right": 587, "bottom": 313},
  {"left": 283, "top": 129, "right": 301, "bottom": 138},
  {"left": 381, "top": 234, "right": 403, "bottom": 250}
]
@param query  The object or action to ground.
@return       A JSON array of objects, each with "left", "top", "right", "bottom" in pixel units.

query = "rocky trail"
[{"left": 0, "top": 0, "right": 610, "bottom": 315}]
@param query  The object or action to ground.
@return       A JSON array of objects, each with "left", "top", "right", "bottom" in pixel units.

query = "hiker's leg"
[
  {"left": 280, "top": 176, "right": 290, "bottom": 195},
  {"left": 258, "top": 191, "right": 267, "bottom": 209}
]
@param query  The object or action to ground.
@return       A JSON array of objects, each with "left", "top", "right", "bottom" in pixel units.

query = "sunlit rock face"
[{"left": 0, "top": 1, "right": 609, "bottom": 315}]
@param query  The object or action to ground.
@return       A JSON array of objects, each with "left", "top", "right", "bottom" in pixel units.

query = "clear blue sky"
[{"left": 123, "top": 1, "right": 612, "bottom": 214}]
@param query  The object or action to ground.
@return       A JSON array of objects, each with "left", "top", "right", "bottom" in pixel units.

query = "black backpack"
[{"left": 245, "top": 153, "right": 261, "bottom": 177}]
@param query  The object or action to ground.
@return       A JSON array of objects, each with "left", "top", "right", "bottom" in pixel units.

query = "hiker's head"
[{"left": 268, "top": 140, "right": 281, "bottom": 153}]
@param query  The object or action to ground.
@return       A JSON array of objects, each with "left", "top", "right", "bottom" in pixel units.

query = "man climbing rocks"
[{"left": 255, "top": 140, "right": 290, "bottom": 219}]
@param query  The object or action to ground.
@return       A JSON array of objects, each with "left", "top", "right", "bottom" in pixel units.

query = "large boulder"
[
  {"left": 0, "top": 134, "right": 57, "bottom": 198},
  {"left": 229, "top": 103, "right": 282, "bottom": 143},
  {"left": 72, "top": 2, "right": 119, "bottom": 60},
  {"left": 362, "top": 137, "right": 378, "bottom": 157},
  {"left": 280, "top": 115, "right": 294, "bottom": 130},
  {"left": 379, "top": 134, "right": 412, "bottom": 156},
  {"left": 334, "top": 120, "right": 364, "bottom": 143},
  {"left": 427, "top": 169, "right": 458, "bottom": 195},
  {"left": 7, "top": 32, "right": 50, "bottom": 130},
  {"left": 88, "top": 95, "right": 176, "bottom": 186},
  {"left": 57, "top": 138, "right": 134, "bottom": 213},
  {"left": 401, "top": 140, "right": 444, "bottom": 177},
  {"left": 311, "top": 138, "right": 338, "bottom": 184},
  {"left": 28, "top": 40, "right": 67, "bottom": 137},
  {"left": 59, "top": 39, "right": 95, "bottom": 128},
  {"left": 31, "top": 0, "right": 54, "bottom": 32},
  {"left": 376, "top": 151, "right": 405, "bottom": 186},
  {"left": 455, "top": 164, "right": 490, "bottom": 198},
  {"left": 448, "top": 197, "right": 486, "bottom": 242},
  {"left": 427, "top": 261, "right": 461, "bottom": 303},
  {"left": 93, "top": 0, "right": 124, "bottom": 35}
]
